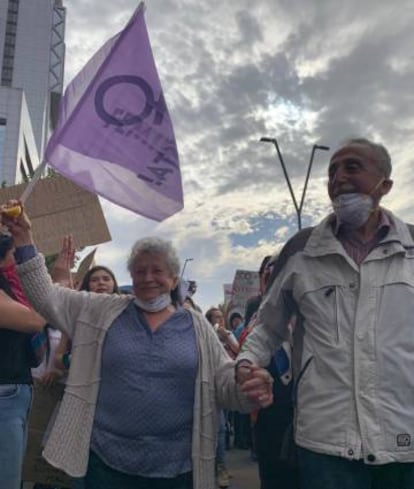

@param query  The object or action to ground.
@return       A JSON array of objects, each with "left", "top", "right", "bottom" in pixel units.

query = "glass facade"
[{"left": 1, "top": 0, "right": 20, "bottom": 86}]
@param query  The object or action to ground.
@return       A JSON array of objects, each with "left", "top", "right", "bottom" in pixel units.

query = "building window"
[
  {"left": 2, "top": 0, "right": 20, "bottom": 86},
  {"left": 0, "top": 120, "right": 6, "bottom": 179}
]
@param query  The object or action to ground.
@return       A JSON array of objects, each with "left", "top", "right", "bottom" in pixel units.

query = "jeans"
[
  {"left": 84, "top": 451, "right": 193, "bottom": 489},
  {"left": 298, "top": 446, "right": 414, "bottom": 489},
  {"left": 0, "top": 383, "right": 32, "bottom": 489}
]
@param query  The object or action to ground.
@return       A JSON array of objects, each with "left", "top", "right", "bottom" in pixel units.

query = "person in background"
[
  {"left": 182, "top": 295, "right": 200, "bottom": 312},
  {"left": 0, "top": 230, "right": 46, "bottom": 489},
  {"left": 54, "top": 265, "right": 120, "bottom": 373},
  {"left": 229, "top": 312, "right": 244, "bottom": 340},
  {"left": 3, "top": 205, "right": 273, "bottom": 489},
  {"left": 181, "top": 280, "right": 202, "bottom": 313},
  {"left": 237, "top": 137, "right": 414, "bottom": 489},
  {"left": 239, "top": 254, "right": 300, "bottom": 489},
  {"left": 205, "top": 307, "right": 239, "bottom": 359},
  {"left": 205, "top": 307, "right": 240, "bottom": 488},
  {"left": 242, "top": 256, "right": 272, "bottom": 332}
]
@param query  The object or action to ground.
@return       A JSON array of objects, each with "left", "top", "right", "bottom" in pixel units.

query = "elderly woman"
[{"left": 2, "top": 205, "right": 273, "bottom": 489}]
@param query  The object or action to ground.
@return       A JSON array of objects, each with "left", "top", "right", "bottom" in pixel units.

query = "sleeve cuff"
[{"left": 14, "top": 245, "right": 37, "bottom": 264}]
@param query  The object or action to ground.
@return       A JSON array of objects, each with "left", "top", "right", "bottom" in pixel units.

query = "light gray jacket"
[
  {"left": 18, "top": 254, "right": 253, "bottom": 488},
  {"left": 239, "top": 211, "right": 414, "bottom": 465}
]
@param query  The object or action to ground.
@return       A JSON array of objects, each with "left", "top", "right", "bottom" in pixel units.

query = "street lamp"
[
  {"left": 180, "top": 258, "right": 194, "bottom": 279},
  {"left": 260, "top": 137, "right": 330, "bottom": 230}
]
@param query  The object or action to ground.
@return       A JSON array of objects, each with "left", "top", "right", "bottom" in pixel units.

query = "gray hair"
[
  {"left": 127, "top": 237, "right": 181, "bottom": 276},
  {"left": 342, "top": 137, "right": 392, "bottom": 178}
]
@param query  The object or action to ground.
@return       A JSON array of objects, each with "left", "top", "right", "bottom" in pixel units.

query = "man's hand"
[
  {"left": 1, "top": 200, "right": 33, "bottom": 246},
  {"left": 239, "top": 365, "right": 274, "bottom": 408},
  {"left": 51, "top": 235, "right": 75, "bottom": 288}
]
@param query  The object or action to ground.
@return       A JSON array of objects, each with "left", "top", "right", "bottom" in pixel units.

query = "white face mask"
[
  {"left": 134, "top": 293, "right": 172, "bottom": 313},
  {"left": 332, "top": 178, "right": 384, "bottom": 230},
  {"left": 332, "top": 193, "right": 373, "bottom": 229}
]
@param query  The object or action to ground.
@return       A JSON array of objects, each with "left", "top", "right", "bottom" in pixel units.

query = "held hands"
[
  {"left": 237, "top": 363, "right": 274, "bottom": 408},
  {"left": 0, "top": 200, "right": 33, "bottom": 246}
]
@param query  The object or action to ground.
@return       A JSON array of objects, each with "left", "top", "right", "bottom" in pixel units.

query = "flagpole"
[{"left": 20, "top": 160, "right": 47, "bottom": 204}]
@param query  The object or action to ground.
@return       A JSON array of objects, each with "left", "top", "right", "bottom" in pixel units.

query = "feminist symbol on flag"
[{"left": 94, "top": 75, "right": 167, "bottom": 127}]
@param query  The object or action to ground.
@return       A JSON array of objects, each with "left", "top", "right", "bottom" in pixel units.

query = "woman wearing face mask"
[
  {"left": 0, "top": 231, "right": 46, "bottom": 489},
  {"left": 3, "top": 205, "right": 274, "bottom": 489}
]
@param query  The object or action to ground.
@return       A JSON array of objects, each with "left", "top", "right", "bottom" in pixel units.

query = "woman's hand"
[
  {"left": 1, "top": 200, "right": 33, "bottom": 247},
  {"left": 239, "top": 365, "right": 274, "bottom": 408},
  {"left": 51, "top": 235, "right": 75, "bottom": 288},
  {"left": 216, "top": 326, "right": 230, "bottom": 342},
  {"left": 40, "top": 368, "right": 64, "bottom": 387}
]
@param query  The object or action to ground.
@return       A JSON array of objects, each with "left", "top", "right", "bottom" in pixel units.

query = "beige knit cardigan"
[{"left": 18, "top": 254, "right": 254, "bottom": 489}]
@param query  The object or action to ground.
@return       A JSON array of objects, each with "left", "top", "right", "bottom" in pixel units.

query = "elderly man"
[{"left": 237, "top": 137, "right": 414, "bottom": 489}]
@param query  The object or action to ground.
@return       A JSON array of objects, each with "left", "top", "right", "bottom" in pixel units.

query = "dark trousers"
[
  {"left": 254, "top": 404, "right": 300, "bottom": 489},
  {"left": 233, "top": 412, "right": 252, "bottom": 449},
  {"left": 84, "top": 451, "right": 193, "bottom": 489},
  {"left": 299, "top": 446, "right": 414, "bottom": 489}
]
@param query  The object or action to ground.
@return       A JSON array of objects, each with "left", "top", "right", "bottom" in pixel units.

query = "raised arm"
[{"left": 1, "top": 201, "right": 86, "bottom": 338}]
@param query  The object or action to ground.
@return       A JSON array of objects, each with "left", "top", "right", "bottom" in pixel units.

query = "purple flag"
[{"left": 45, "top": 2, "right": 183, "bottom": 221}]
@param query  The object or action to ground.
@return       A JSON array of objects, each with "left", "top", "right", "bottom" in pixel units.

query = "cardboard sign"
[
  {"left": 223, "top": 283, "right": 233, "bottom": 308},
  {"left": 225, "top": 270, "right": 260, "bottom": 325},
  {"left": 23, "top": 380, "right": 71, "bottom": 487},
  {"left": 0, "top": 175, "right": 111, "bottom": 255},
  {"left": 74, "top": 247, "right": 97, "bottom": 288}
]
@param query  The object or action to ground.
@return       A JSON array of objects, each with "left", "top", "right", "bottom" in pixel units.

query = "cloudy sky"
[{"left": 64, "top": 0, "right": 414, "bottom": 312}]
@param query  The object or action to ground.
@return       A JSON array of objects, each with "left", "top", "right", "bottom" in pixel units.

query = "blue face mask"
[
  {"left": 134, "top": 292, "right": 172, "bottom": 313},
  {"left": 332, "top": 193, "right": 373, "bottom": 229}
]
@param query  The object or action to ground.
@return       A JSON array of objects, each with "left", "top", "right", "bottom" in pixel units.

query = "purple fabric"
[{"left": 45, "top": 3, "right": 183, "bottom": 221}]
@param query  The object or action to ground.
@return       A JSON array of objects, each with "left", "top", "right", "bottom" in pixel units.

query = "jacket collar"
[{"left": 303, "top": 209, "right": 414, "bottom": 258}]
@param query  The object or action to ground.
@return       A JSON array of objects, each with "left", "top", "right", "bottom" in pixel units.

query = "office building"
[{"left": 0, "top": 0, "right": 65, "bottom": 185}]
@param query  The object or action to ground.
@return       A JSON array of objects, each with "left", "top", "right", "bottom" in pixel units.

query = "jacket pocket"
[
  {"left": 300, "top": 284, "right": 340, "bottom": 344},
  {"left": 0, "top": 384, "right": 20, "bottom": 399}
]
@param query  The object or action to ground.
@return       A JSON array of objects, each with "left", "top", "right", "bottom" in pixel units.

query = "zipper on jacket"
[
  {"left": 292, "top": 355, "right": 313, "bottom": 407},
  {"left": 325, "top": 286, "right": 339, "bottom": 343}
]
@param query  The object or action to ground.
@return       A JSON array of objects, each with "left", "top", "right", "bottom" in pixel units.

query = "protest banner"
[
  {"left": 23, "top": 380, "right": 71, "bottom": 487},
  {"left": 0, "top": 176, "right": 111, "bottom": 255},
  {"left": 225, "top": 270, "right": 260, "bottom": 326}
]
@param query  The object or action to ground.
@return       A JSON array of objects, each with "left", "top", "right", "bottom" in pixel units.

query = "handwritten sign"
[
  {"left": 225, "top": 270, "right": 260, "bottom": 325},
  {"left": 0, "top": 175, "right": 111, "bottom": 255}
]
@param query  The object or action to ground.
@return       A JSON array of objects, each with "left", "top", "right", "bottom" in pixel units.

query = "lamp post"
[
  {"left": 180, "top": 258, "right": 194, "bottom": 279},
  {"left": 260, "top": 137, "right": 330, "bottom": 230}
]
